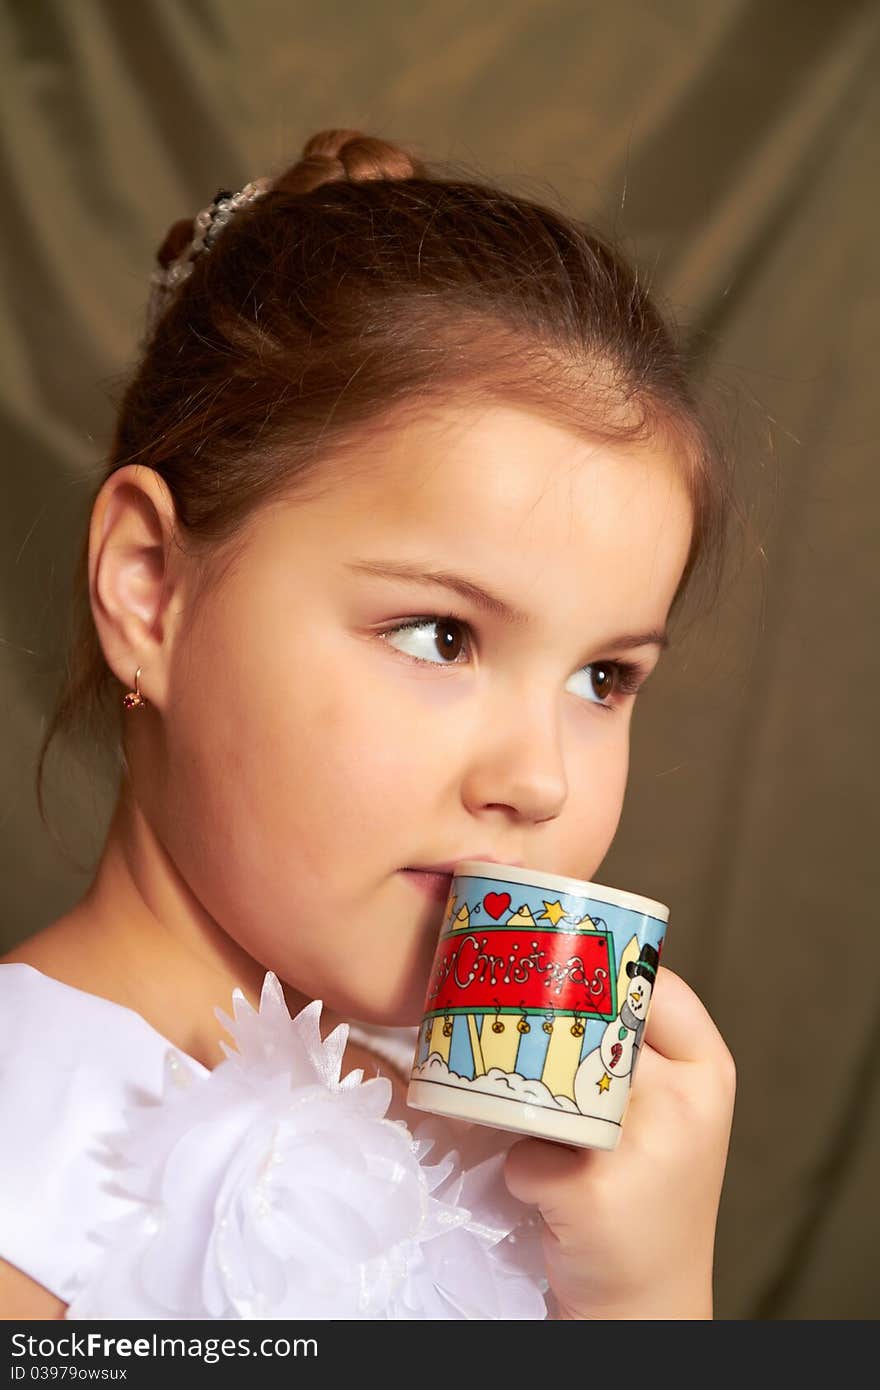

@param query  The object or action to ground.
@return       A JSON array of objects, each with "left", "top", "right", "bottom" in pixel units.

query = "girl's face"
[{"left": 132, "top": 403, "right": 693, "bottom": 1025}]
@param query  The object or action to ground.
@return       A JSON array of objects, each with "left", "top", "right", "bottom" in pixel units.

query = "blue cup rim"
[{"left": 451, "top": 861, "right": 669, "bottom": 922}]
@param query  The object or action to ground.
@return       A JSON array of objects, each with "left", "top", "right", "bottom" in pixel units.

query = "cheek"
[
  {"left": 560, "top": 716, "right": 630, "bottom": 874},
  {"left": 161, "top": 631, "right": 439, "bottom": 907}
]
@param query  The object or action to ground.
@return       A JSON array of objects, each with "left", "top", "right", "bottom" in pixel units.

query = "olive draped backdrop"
[{"left": 1, "top": 0, "right": 878, "bottom": 1319}]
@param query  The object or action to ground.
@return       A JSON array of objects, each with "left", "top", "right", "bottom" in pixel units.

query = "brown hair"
[{"left": 36, "top": 127, "right": 739, "bottom": 850}]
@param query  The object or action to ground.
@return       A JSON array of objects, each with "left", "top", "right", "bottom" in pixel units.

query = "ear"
[{"left": 88, "top": 464, "right": 188, "bottom": 711}]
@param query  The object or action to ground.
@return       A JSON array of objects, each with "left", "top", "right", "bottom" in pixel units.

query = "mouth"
[
  {"left": 400, "top": 868, "right": 454, "bottom": 903},
  {"left": 399, "top": 853, "right": 524, "bottom": 905}
]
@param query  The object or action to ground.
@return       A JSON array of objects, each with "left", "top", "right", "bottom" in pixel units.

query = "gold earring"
[{"left": 123, "top": 667, "right": 147, "bottom": 710}]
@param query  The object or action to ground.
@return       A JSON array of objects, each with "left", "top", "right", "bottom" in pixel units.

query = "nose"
[{"left": 460, "top": 686, "right": 569, "bottom": 825}]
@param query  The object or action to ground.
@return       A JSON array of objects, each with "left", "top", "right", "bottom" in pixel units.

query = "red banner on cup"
[{"left": 424, "top": 927, "right": 616, "bottom": 1019}]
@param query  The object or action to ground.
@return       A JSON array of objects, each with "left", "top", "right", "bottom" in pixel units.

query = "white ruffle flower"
[{"left": 65, "top": 973, "right": 550, "bottom": 1319}]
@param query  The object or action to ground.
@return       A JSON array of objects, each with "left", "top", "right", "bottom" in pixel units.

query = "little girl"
[{"left": 0, "top": 128, "right": 736, "bottom": 1320}]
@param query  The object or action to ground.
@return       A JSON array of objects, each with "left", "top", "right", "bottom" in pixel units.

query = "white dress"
[{"left": 0, "top": 963, "right": 551, "bottom": 1319}]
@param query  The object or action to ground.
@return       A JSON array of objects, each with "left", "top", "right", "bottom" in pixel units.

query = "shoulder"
[
  {"left": 0, "top": 961, "right": 198, "bottom": 1308},
  {"left": 0, "top": 1258, "right": 67, "bottom": 1319},
  {"left": 0, "top": 959, "right": 178, "bottom": 1082},
  {"left": 0, "top": 912, "right": 99, "bottom": 986}
]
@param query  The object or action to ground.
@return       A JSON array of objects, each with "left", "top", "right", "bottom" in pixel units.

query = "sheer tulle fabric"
[{"left": 64, "top": 974, "right": 550, "bottom": 1319}]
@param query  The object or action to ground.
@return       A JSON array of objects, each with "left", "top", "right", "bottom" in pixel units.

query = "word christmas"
[{"left": 425, "top": 928, "right": 615, "bottom": 1018}]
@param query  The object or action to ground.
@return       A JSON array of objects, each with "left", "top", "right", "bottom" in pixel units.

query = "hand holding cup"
[{"left": 406, "top": 861, "right": 736, "bottom": 1318}]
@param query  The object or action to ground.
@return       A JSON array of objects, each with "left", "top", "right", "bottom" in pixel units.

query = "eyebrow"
[{"left": 346, "top": 558, "right": 670, "bottom": 652}]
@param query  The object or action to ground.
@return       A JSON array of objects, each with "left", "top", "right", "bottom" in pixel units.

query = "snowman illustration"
[{"left": 572, "top": 943, "right": 659, "bottom": 1123}]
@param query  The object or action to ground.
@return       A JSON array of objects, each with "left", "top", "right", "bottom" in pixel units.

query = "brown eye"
[
  {"left": 381, "top": 616, "right": 469, "bottom": 666},
  {"left": 434, "top": 619, "right": 465, "bottom": 661},
  {"left": 590, "top": 663, "right": 616, "bottom": 701}
]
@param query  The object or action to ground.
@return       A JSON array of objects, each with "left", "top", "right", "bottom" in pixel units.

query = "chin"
[
  {"left": 328, "top": 979, "right": 426, "bottom": 1029},
  {"left": 346, "top": 997, "right": 425, "bottom": 1029}
]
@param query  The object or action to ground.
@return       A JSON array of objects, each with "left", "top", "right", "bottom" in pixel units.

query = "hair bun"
[
  {"left": 271, "top": 128, "right": 426, "bottom": 196},
  {"left": 153, "top": 130, "right": 421, "bottom": 266}
]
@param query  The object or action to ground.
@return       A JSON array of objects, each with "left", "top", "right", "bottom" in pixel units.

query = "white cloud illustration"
[{"left": 411, "top": 1052, "right": 580, "bottom": 1112}]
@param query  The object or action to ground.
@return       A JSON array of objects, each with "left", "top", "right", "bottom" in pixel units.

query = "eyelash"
[{"left": 377, "top": 615, "right": 649, "bottom": 712}]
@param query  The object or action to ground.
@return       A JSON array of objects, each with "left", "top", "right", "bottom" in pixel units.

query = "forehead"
[
  {"left": 313, "top": 402, "right": 690, "bottom": 540},
  {"left": 249, "top": 402, "right": 694, "bottom": 624}
]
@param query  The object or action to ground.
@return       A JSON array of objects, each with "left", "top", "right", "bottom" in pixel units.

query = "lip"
[
  {"left": 400, "top": 855, "right": 525, "bottom": 905},
  {"left": 403, "top": 854, "right": 524, "bottom": 874},
  {"left": 400, "top": 868, "right": 456, "bottom": 904}
]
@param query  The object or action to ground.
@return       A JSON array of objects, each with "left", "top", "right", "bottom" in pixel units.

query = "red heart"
[{"left": 483, "top": 891, "right": 511, "bottom": 920}]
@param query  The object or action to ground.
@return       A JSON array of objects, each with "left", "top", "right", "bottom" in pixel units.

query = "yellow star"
[
  {"left": 596, "top": 1072, "right": 612, "bottom": 1094},
  {"left": 538, "top": 899, "right": 566, "bottom": 927}
]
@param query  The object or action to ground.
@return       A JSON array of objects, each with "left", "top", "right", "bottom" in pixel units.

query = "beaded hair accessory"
[{"left": 145, "top": 177, "right": 271, "bottom": 336}]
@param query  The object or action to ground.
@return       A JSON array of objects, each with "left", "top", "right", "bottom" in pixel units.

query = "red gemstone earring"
[{"left": 122, "top": 667, "right": 147, "bottom": 710}]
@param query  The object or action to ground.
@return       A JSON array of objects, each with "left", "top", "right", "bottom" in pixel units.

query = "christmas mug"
[{"left": 406, "top": 861, "right": 668, "bottom": 1150}]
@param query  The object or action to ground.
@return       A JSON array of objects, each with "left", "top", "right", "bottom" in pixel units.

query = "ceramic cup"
[{"left": 406, "top": 861, "right": 668, "bottom": 1150}]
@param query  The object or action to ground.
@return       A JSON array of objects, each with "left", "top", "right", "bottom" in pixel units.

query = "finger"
[
  {"left": 503, "top": 1134, "right": 601, "bottom": 1208},
  {"left": 643, "top": 966, "right": 728, "bottom": 1065}
]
